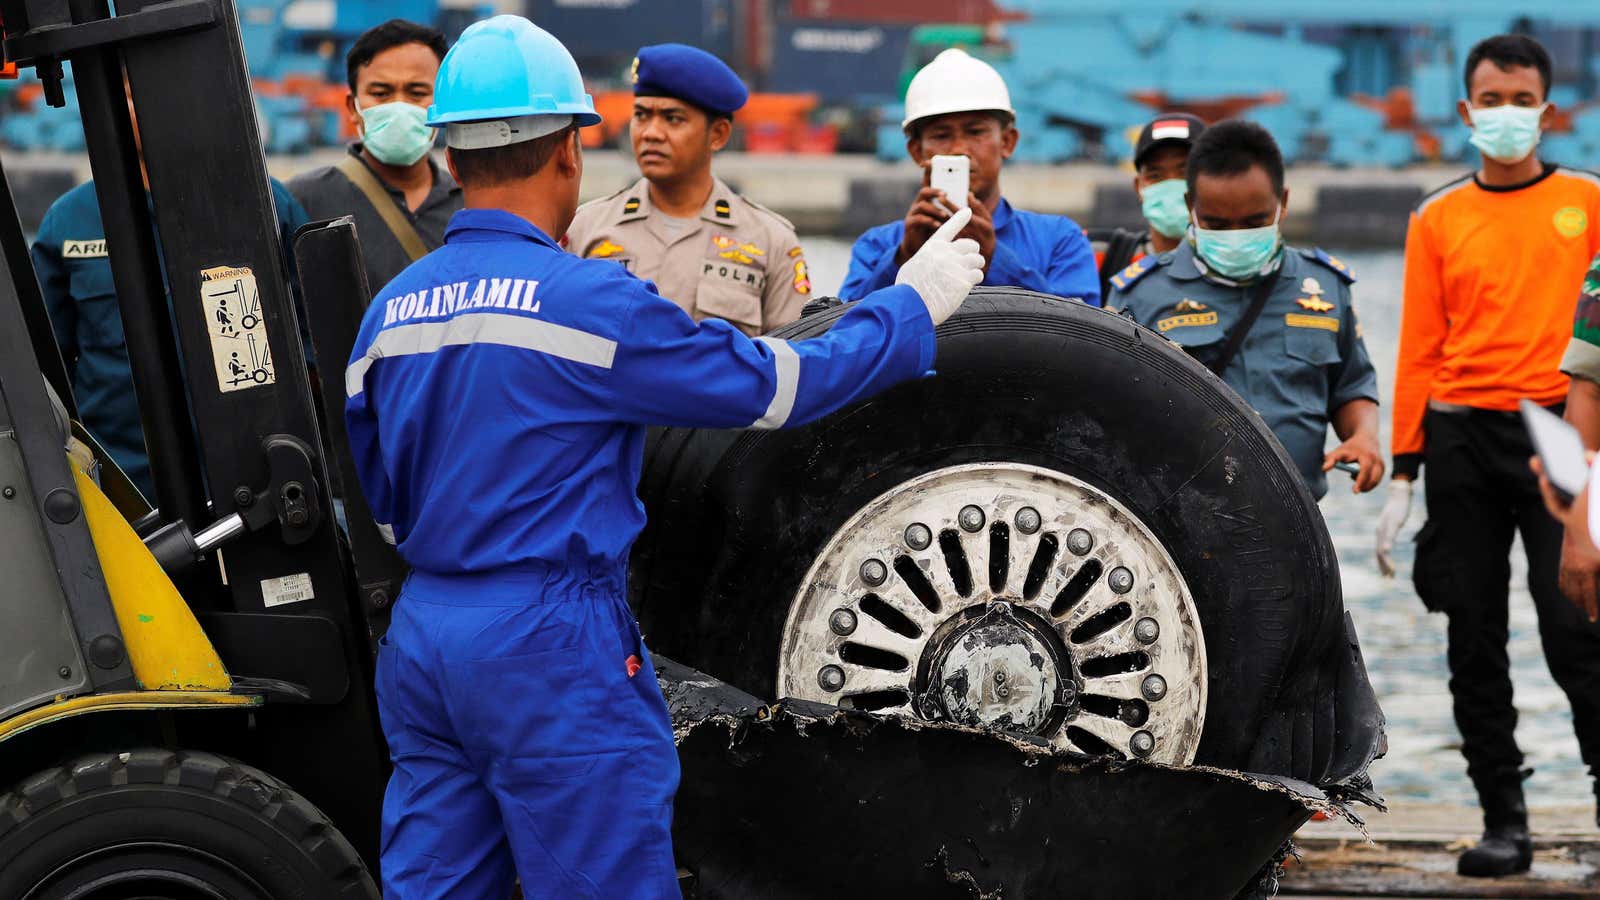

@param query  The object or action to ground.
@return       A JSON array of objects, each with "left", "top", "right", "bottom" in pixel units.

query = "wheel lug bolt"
[
  {"left": 1134, "top": 617, "right": 1160, "bottom": 644},
  {"left": 1130, "top": 730, "right": 1155, "bottom": 757},
  {"left": 818, "top": 665, "right": 845, "bottom": 692},
  {"left": 1015, "top": 506, "right": 1041, "bottom": 534},
  {"left": 859, "top": 558, "right": 887, "bottom": 586},
  {"left": 905, "top": 523, "right": 932, "bottom": 550},
  {"left": 1066, "top": 528, "right": 1094, "bottom": 555},
  {"left": 829, "top": 608, "right": 857, "bottom": 636},
  {"left": 1119, "top": 703, "right": 1148, "bottom": 726},
  {"left": 1141, "top": 674, "right": 1167, "bottom": 701},
  {"left": 958, "top": 505, "right": 985, "bottom": 533},
  {"left": 1108, "top": 567, "right": 1134, "bottom": 594},
  {"left": 994, "top": 671, "right": 1007, "bottom": 684}
]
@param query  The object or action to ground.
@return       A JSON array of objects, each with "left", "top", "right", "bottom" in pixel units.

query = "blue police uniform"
[
  {"left": 1111, "top": 242, "right": 1379, "bottom": 499},
  {"left": 346, "top": 208, "right": 935, "bottom": 898},
  {"left": 839, "top": 198, "right": 1101, "bottom": 305},
  {"left": 33, "top": 179, "right": 309, "bottom": 497}
]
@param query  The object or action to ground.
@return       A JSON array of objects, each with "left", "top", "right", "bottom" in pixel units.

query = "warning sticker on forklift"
[
  {"left": 199, "top": 265, "right": 275, "bottom": 392},
  {"left": 261, "top": 572, "right": 314, "bottom": 608}
]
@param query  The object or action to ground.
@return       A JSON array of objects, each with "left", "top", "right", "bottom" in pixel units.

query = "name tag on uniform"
[
  {"left": 1284, "top": 313, "right": 1339, "bottom": 333},
  {"left": 1157, "top": 311, "right": 1218, "bottom": 332},
  {"left": 63, "top": 239, "right": 108, "bottom": 258},
  {"left": 702, "top": 260, "right": 762, "bottom": 290}
]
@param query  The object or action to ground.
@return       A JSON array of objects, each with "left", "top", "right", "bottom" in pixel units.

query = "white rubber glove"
[
  {"left": 895, "top": 205, "right": 986, "bottom": 326},
  {"left": 1375, "top": 479, "right": 1413, "bottom": 577}
]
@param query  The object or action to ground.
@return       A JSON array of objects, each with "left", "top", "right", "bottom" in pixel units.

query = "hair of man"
[
  {"left": 1462, "top": 33, "right": 1551, "bottom": 99},
  {"left": 346, "top": 19, "right": 449, "bottom": 92},
  {"left": 1185, "top": 119, "right": 1285, "bottom": 196},
  {"left": 448, "top": 126, "right": 577, "bottom": 189}
]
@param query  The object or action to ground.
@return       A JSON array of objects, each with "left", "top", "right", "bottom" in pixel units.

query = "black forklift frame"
[{"left": 0, "top": 0, "right": 390, "bottom": 860}]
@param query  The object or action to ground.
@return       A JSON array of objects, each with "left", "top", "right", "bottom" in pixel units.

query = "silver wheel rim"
[{"left": 777, "top": 463, "right": 1208, "bottom": 764}]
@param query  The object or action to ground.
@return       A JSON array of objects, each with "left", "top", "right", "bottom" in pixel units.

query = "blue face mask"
[
  {"left": 1468, "top": 103, "right": 1546, "bottom": 164},
  {"left": 1140, "top": 178, "right": 1190, "bottom": 239},
  {"left": 1192, "top": 207, "right": 1283, "bottom": 281}
]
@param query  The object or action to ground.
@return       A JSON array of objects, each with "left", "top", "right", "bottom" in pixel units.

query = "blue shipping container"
[
  {"left": 767, "top": 18, "right": 916, "bottom": 103},
  {"left": 523, "top": 0, "right": 736, "bottom": 68}
]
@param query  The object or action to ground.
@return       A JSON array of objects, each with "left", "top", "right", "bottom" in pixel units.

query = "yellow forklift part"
[
  {"left": 72, "top": 463, "right": 232, "bottom": 692},
  {"left": 0, "top": 690, "right": 259, "bottom": 744}
]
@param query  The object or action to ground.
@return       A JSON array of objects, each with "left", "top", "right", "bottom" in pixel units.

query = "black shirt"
[{"left": 287, "top": 143, "right": 463, "bottom": 302}]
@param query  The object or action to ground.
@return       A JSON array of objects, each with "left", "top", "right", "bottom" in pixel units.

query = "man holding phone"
[
  {"left": 1377, "top": 34, "right": 1600, "bottom": 878},
  {"left": 838, "top": 48, "right": 1100, "bottom": 305}
]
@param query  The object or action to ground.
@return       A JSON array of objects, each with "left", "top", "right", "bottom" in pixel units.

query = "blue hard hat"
[
  {"left": 427, "top": 15, "right": 601, "bottom": 128},
  {"left": 634, "top": 43, "right": 748, "bottom": 116}
]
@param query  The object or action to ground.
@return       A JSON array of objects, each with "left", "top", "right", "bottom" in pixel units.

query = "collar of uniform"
[
  {"left": 614, "top": 177, "right": 653, "bottom": 224},
  {"left": 1178, "top": 239, "right": 1288, "bottom": 287},
  {"left": 1165, "top": 242, "right": 1205, "bottom": 281},
  {"left": 991, "top": 197, "right": 1015, "bottom": 231},
  {"left": 699, "top": 177, "right": 739, "bottom": 226},
  {"left": 350, "top": 141, "right": 461, "bottom": 201},
  {"left": 444, "top": 208, "right": 561, "bottom": 249}
]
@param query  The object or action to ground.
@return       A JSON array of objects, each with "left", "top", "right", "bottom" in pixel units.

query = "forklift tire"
[
  {"left": 0, "top": 748, "right": 378, "bottom": 899},
  {"left": 633, "top": 288, "right": 1356, "bottom": 779}
]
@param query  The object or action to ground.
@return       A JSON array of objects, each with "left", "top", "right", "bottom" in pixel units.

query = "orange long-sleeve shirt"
[{"left": 1393, "top": 165, "right": 1600, "bottom": 473}]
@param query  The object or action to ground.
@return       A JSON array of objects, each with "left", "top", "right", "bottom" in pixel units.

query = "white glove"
[
  {"left": 1375, "top": 479, "right": 1413, "bottom": 578},
  {"left": 896, "top": 206, "right": 985, "bottom": 326}
]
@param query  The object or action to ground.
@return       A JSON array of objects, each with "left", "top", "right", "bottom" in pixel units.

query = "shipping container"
[
  {"left": 524, "top": 0, "right": 739, "bottom": 86},
  {"left": 786, "top": 0, "right": 1005, "bottom": 24},
  {"left": 767, "top": 17, "right": 917, "bottom": 102}
]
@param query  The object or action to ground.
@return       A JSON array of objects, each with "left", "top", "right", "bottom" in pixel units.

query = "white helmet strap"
[{"left": 445, "top": 114, "right": 573, "bottom": 150}]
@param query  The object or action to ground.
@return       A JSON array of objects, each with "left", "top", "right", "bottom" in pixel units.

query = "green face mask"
[
  {"left": 359, "top": 100, "right": 434, "bottom": 167},
  {"left": 1140, "top": 178, "right": 1190, "bottom": 239},
  {"left": 1192, "top": 207, "right": 1284, "bottom": 281}
]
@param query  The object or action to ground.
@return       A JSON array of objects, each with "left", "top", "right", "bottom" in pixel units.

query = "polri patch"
[
  {"left": 793, "top": 259, "right": 811, "bottom": 295},
  {"left": 703, "top": 259, "right": 762, "bottom": 289}
]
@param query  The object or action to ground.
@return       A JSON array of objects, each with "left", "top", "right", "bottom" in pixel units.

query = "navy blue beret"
[{"left": 632, "top": 43, "right": 748, "bottom": 116}]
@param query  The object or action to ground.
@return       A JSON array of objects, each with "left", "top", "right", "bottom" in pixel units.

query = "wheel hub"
[{"left": 777, "top": 463, "right": 1208, "bottom": 764}]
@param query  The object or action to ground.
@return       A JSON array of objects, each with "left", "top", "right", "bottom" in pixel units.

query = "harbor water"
[{"left": 804, "top": 239, "right": 1587, "bottom": 811}]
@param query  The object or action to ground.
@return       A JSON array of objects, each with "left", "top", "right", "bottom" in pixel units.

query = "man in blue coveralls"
[
  {"left": 34, "top": 179, "right": 306, "bottom": 498},
  {"left": 838, "top": 47, "right": 1099, "bottom": 305},
  {"left": 345, "top": 16, "right": 986, "bottom": 898}
]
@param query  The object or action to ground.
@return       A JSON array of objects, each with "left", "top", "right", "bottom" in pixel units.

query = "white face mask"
[{"left": 1468, "top": 103, "right": 1547, "bottom": 164}]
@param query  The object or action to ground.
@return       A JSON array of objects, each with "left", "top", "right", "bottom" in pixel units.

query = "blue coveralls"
[
  {"left": 839, "top": 197, "right": 1101, "bottom": 306},
  {"left": 32, "top": 179, "right": 309, "bottom": 497},
  {"left": 345, "top": 208, "right": 936, "bottom": 899}
]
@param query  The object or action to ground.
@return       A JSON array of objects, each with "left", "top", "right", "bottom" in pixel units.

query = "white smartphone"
[
  {"left": 929, "top": 155, "right": 969, "bottom": 211},
  {"left": 1521, "top": 399, "right": 1589, "bottom": 504}
]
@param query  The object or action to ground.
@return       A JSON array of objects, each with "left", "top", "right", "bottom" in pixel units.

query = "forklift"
[{"left": 0, "top": 0, "right": 395, "bottom": 894}]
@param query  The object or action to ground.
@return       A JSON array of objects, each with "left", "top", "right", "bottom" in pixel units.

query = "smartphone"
[
  {"left": 929, "top": 155, "right": 969, "bottom": 211},
  {"left": 1521, "top": 399, "right": 1589, "bottom": 504}
]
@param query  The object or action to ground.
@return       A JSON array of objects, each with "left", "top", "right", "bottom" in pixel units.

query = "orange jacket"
[{"left": 1393, "top": 166, "right": 1600, "bottom": 474}]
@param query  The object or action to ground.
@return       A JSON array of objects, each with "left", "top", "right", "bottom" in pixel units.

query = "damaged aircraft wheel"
[{"left": 635, "top": 287, "right": 1374, "bottom": 779}]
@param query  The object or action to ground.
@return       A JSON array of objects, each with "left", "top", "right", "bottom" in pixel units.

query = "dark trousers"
[{"left": 1414, "top": 407, "right": 1600, "bottom": 785}]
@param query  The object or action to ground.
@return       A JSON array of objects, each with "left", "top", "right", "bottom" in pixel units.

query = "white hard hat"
[{"left": 902, "top": 48, "right": 1014, "bottom": 132}]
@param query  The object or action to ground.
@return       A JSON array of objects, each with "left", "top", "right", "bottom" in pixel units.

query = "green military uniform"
[
  {"left": 1110, "top": 242, "right": 1379, "bottom": 499},
  {"left": 563, "top": 177, "right": 810, "bottom": 337}
]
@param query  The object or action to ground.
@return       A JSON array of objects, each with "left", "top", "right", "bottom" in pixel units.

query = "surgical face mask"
[
  {"left": 358, "top": 100, "right": 434, "bottom": 167},
  {"left": 1192, "top": 207, "right": 1283, "bottom": 281},
  {"left": 1140, "top": 178, "right": 1190, "bottom": 239},
  {"left": 1468, "top": 103, "right": 1546, "bottom": 164}
]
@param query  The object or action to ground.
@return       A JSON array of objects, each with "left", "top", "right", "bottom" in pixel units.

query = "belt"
[{"left": 1427, "top": 398, "right": 1560, "bottom": 416}]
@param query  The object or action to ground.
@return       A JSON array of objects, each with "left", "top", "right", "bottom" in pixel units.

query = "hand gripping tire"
[
  {"left": 0, "top": 748, "right": 378, "bottom": 899},
  {"left": 632, "top": 288, "right": 1382, "bottom": 787}
]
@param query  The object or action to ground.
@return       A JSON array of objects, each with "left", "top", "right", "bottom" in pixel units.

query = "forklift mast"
[{"left": 0, "top": 0, "right": 390, "bottom": 856}]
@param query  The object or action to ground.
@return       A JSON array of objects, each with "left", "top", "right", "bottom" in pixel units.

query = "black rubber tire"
[
  {"left": 632, "top": 287, "right": 1357, "bottom": 781},
  {"left": 0, "top": 748, "right": 378, "bottom": 900}
]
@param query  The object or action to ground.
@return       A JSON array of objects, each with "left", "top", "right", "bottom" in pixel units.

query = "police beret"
[{"left": 632, "top": 43, "right": 748, "bottom": 116}]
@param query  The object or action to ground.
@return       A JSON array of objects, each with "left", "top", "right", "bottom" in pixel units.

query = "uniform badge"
[
  {"left": 1285, "top": 313, "right": 1339, "bottom": 332},
  {"left": 714, "top": 199, "right": 732, "bottom": 220},
  {"left": 1174, "top": 298, "right": 1207, "bottom": 313},
  {"left": 793, "top": 259, "right": 811, "bottom": 295},
  {"left": 738, "top": 241, "right": 764, "bottom": 257},
  {"left": 1156, "top": 311, "right": 1219, "bottom": 332},
  {"left": 1301, "top": 277, "right": 1323, "bottom": 296},
  {"left": 719, "top": 249, "right": 755, "bottom": 265},
  {"left": 623, "top": 197, "right": 641, "bottom": 215},
  {"left": 630, "top": 57, "right": 640, "bottom": 85},
  {"left": 788, "top": 247, "right": 804, "bottom": 258},
  {"left": 710, "top": 235, "right": 737, "bottom": 250},
  {"left": 1296, "top": 296, "right": 1335, "bottom": 313},
  {"left": 1555, "top": 206, "right": 1589, "bottom": 239},
  {"left": 62, "top": 238, "right": 108, "bottom": 258},
  {"left": 586, "top": 239, "right": 626, "bottom": 259}
]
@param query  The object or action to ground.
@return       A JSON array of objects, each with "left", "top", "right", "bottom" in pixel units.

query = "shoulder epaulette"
[
  {"left": 1109, "top": 254, "right": 1161, "bottom": 293},
  {"left": 735, "top": 193, "right": 796, "bottom": 232},
  {"left": 1298, "top": 247, "right": 1356, "bottom": 284}
]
